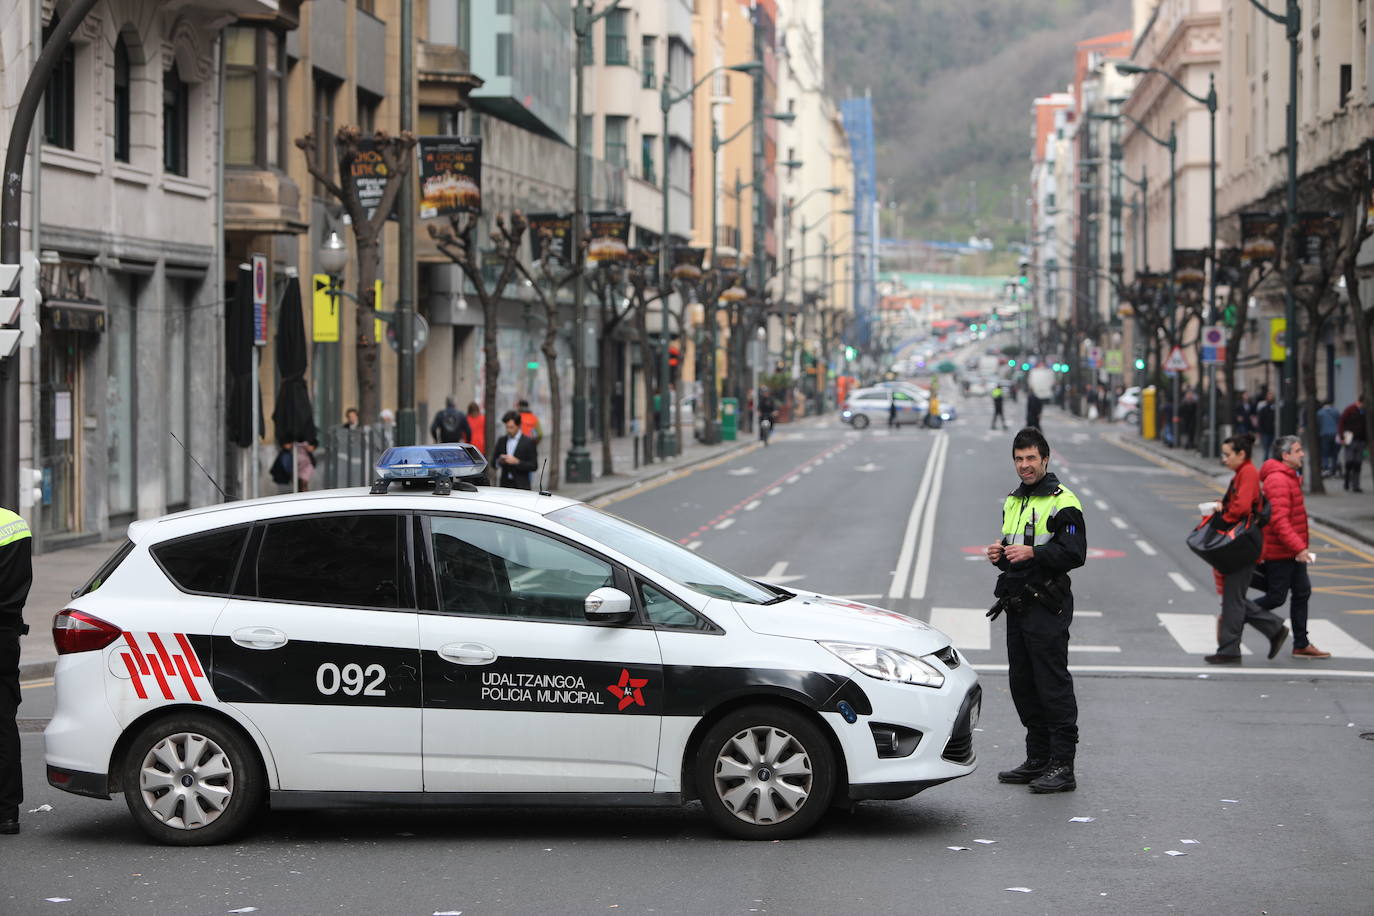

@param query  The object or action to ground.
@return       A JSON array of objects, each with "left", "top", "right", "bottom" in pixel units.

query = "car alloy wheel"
[
  {"left": 122, "top": 716, "right": 264, "bottom": 846},
  {"left": 851, "top": 414, "right": 870, "bottom": 429},
  {"left": 695, "top": 705, "right": 836, "bottom": 840}
]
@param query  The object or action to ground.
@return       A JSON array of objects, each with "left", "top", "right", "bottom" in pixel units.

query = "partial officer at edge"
[
  {"left": 984, "top": 427, "right": 1087, "bottom": 793},
  {"left": 0, "top": 505, "right": 33, "bottom": 836}
]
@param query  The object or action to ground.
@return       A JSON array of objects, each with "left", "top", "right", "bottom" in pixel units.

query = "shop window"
[
  {"left": 163, "top": 63, "right": 189, "bottom": 176},
  {"left": 42, "top": 17, "right": 77, "bottom": 150}
]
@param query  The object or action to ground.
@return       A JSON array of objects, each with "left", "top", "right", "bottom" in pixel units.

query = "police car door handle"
[
  {"left": 231, "top": 627, "right": 289, "bottom": 650},
  {"left": 439, "top": 642, "right": 498, "bottom": 665}
]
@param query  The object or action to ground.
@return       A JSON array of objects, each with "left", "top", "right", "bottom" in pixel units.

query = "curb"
[{"left": 19, "top": 659, "right": 54, "bottom": 683}]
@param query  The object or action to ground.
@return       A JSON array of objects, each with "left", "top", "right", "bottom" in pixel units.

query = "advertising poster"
[
  {"left": 351, "top": 139, "right": 392, "bottom": 222},
  {"left": 526, "top": 212, "right": 574, "bottom": 264},
  {"left": 1216, "top": 247, "right": 1242, "bottom": 287},
  {"left": 418, "top": 136, "right": 482, "bottom": 219},
  {"left": 1296, "top": 211, "right": 1339, "bottom": 266},
  {"left": 587, "top": 210, "right": 631, "bottom": 264},
  {"left": 1239, "top": 212, "right": 1283, "bottom": 267},
  {"left": 1173, "top": 249, "right": 1206, "bottom": 292},
  {"left": 672, "top": 247, "right": 706, "bottom": 281}
]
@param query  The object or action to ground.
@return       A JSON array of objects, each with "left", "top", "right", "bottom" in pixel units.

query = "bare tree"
[
  {"left": 1337, "top": 162, "right": 1374, "bottom": 469},
  {"left": 1218, "top": 258, "right": 1273, "bottom": 436},
  {"left": 429, "top": 211, "right": 526, "bottom": 472},
  {"left": 585, "top": 262, "right": 636, "bottom": 475},
  {"left": 296, "top": 127, "right": 417, "bottom": 423},
  {"left": 625, "top": 259, "right": 665, "bottom": 462}
]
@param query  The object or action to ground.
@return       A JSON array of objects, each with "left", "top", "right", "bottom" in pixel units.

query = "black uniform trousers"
[
  {"left": 0, "top": 626, "right": 20, "bottom": 820},
  {"left": 1005, "top": 603, "right": 1078, "bottom": 762}
]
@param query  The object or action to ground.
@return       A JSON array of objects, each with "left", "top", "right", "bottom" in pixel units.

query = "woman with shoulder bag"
[{"left": 1204, "top": 433, "right": 1288, "bottom": 664}]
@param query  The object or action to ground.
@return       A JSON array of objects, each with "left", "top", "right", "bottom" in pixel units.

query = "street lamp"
[
  {"left": 319, "top": 230, "right": 349, "bottom": 274},
  {"left": 657, "top": 60, "right": 762, "bottom": 458},
  {"left": 1117, "top": 61, "right": 1221, "bottom": 455}
]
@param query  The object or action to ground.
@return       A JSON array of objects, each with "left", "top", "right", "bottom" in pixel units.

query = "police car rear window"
[
  {"left": 72, "top": 539, "right": 134, "bottom": 598},
  {"left": 152, "top": 527, "right": 249, "bottom": 595}
]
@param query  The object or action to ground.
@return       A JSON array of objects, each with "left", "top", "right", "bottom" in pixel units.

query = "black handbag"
[{"left": 1186, "top": 485, "right": 1269, "bottom": 574}]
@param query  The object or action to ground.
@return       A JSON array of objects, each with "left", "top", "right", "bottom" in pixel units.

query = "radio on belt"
[{"left": 370, "top": 444, "right": 488, "bottom": 495}]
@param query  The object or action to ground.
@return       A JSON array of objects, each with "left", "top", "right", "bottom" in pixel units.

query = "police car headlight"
[{"left": 819, "top": 642, "right": 945, "bottom": 689}]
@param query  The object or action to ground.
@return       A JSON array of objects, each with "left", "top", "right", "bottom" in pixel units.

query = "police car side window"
[
  {"left": 639, "top": 582, "right": 706, "bottom": 630},
  {"left": 252, "top": 514, "right": 402, "bottom": 608},
  {"left": 429, "top": 516, "right": 613, "bottom": 622},
  {"left": 152, "top": 527, "right": 248, "bottom": 595}
]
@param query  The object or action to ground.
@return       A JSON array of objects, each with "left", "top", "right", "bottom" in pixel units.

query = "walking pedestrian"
[
  {"left": 341, "top": 407, "right": 359, "bottom": 430},
  {"left": 491, "top": 411, "right": 538, "bottom": 489},
  {"left": 1255, "top": 389, "right": 1276, "bottom": 459},
  {"left": 466, "top": 401, "right": 486, "bottom": 457},
  {"left": 0, "top": 505, "right": 32, "bottom": 835},
  {"left": 888, "top": 395, "right": 898, "bottom": 429},
  {"left": 1205, "top": 433, "right": 1289, "bottom": 664},
  {"left": 985, "top": 427, "right": 1087, "bottom": 793},
  {"left": 516, "top": 399, "right": 543, "bottom": 440},
  {"left": 1339, "top": 395, "right": 1366, "bottom": 492},
  {"left": 1025, "top": 391, "right": 1043, "bottom": 430},
  {"left": 1255, "top": 436, "right": 1329, "bottom": 658},
  {"left": 1317, "top": 400, "right": 1340, "bottom": 477},
  {"left": 430, "top": 397, "right": 471, "bottom": 444},
  {"left": 990, "top": 384, "right": 1007, "bottom": 430}
]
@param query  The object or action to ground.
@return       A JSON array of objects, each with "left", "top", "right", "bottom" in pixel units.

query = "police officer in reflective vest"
[
  {"left": 0, "top": 507, "right": 32, "bottom": 835},
  {"left": 984, "top": 427, "right": 1086, "bottom": 793}
]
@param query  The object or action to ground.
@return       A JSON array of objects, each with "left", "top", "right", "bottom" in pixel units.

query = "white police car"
[{"left": 45, "top": 446, "right": 979, "bottom": 845}]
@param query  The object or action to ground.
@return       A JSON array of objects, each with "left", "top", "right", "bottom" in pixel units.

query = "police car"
[{"left": 45, "top": 446, "right": 979, "bottom": 845}]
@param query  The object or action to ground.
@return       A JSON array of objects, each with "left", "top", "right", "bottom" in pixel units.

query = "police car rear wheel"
[
  {"left": 121, "top": 716, "right": 264, "bottom": 846},
  {"left": 696, "top": 706, "right": 836, "bottom": 840},
  {"left": 851, "top": 414, "right": 870, "bottom": 430}
]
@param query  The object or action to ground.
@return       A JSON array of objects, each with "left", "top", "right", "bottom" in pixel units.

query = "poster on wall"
[
  {"left": 586, "top": 210, "right": 631, "bottom": 264},
  {"left": 1296, "top": 211, "right": 1340, "bottom": 266},
  {"left": 1216, "top": 247, "right": 1242, "bottom": 287},
  {"left": 672, "top": 246, "right": 706, "bottom": 281},
  {"left": 527, "top": 212, "right": 574, "bottom": 264},
  {"left": 418, "top": 136, "right": 482, "bottom": 218},
  {"left": 1172, "top": 249, "right": 1207, "bottom": 293},
  {"left": 351, "top": 139, "right": 394, "bottom": 222},
  {"left": 1239, "top": 212, "right": 1283, "bottom": 267}
]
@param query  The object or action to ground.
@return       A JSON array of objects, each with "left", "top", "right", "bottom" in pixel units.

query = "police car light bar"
[{"left": 370, "top": 445, "right": 488, "bottom": 495}]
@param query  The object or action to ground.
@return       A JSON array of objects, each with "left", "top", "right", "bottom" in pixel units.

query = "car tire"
[
  {"left": 121, "top": 715, "right": 265, "bottom": 846},
  {"left": 694, "top": 705, "right": 837, "bottom": 840},
  {"left": 851, "top": 414, "right": 870, "bottom": 430}
]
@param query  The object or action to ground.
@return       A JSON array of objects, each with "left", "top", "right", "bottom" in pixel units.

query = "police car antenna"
[
  {"left": 537, "top": 459, "right": 550, "bottom": 496},
  {"left": 170, "top": 431, "right": 227, "bottom": 500}
]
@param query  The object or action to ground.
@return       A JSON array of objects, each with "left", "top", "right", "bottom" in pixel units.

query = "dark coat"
[{"left": 491, "top": 433, "right": 538, "bottom": 489}]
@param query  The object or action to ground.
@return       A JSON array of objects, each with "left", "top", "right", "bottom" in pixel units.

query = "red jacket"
[
  {"left": 1259, "top": 458, "right": 1307, "bottom": 561},
  {"left": 1213, "top": 461, "right": 1262, "bottom": 593}
]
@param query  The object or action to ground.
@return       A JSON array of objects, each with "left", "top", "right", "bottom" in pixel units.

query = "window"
[
  {"left": 605, "top": 115, "right": 628, "bottom": 168},
  {"left": 312, "top": 72, "right": 338, "bottom": 195},
  {"left": 74, "top": 540, "right": 134, "bottom": 598},
  {"left": 429, "top": 0, "right": 470, "bottom": 49},
  {"left": 496, "top": 0, "right": 513, "bottom": 12},
  {"left": 418, "top": 106, "right": 459, "bottom": 136},
  {"left": 605, "top": 9, "right": 629, "bottom": 65},
  {"left": 154, "top": 527, "right": 249, "bottom": 595},
  {"left": 496, "top": 32, "right": 513, "bottom": 77},
  {"left": 250, "top": 514, "right": 403, "bottom": 608},
  {"left": 163, "top": 63, "right": 189, "bottom": 175},
  {"left": 641, "top": 134, "right": 656, "bottom": 183},
  {"left": 641, "top": 36, "right": 656, "bottom": 88},
  {"left": 428, "top": 516, "right": 614, "bottom": 621},
  {"left": 357, "top": 0, "right": 376, "bottom": 14},
  {"left": 640, "top": 581, "right": 707, "bottom": 630},
  {"left": 1340, "top": 63, "right": 1352, "bottom": 108},
  {"left": 357, "top": 89, "right": 380, "bottom": 134},
  {"left": 224, "top": 26, "right": 285, "bottom": 168},
  {"left": 114, "top": 37, "right": 131, "bottom": 162},
  {"left": 42, "top": 17, "right": 76, "bottom": 149}
]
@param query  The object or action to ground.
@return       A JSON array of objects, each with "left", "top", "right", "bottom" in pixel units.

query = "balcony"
[{"left": 418, "top": 41, "right": 484, "bottom": 112}]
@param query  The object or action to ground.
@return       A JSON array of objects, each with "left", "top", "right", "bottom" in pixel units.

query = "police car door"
[
  {"left": 893, "top": 389, "right": 919, "bottom": 421},
  {"left": 211, "top": 512, "right": 421, "bottom": 792},
  {"left": 418, "top": 513, "right": 663, "bottom": 793}
]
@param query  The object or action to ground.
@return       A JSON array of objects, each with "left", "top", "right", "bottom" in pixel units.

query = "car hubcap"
[
  {"left": 138, "top": 732, "right": 235, "bottom": 830},
  {"left": 713, "top": 726, "right": 812, "bottom": 825}
]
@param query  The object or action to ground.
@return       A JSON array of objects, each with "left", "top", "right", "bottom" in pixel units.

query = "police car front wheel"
[
  {"left": 121, "top": 715, "right": 265, "bottom": 846},
  {"left": 695, "top": 706, "right": 837, "bottom": 840}
]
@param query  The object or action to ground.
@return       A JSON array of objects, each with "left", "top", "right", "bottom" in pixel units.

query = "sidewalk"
[
  {"left": 15, "top": 422, "right": 775, "bottom": 681},
  {"left": 1111, "top": 424, "right": 1374, "bottom": 551}
]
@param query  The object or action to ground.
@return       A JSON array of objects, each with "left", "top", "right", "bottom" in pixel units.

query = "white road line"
[
  {"left": 1305, "top": 620, "right": 1374, "bottom": 659},
  {"left": 802, "top": 466, "right": 813, "bottom": 474},
  {"left": 1094, "top": 499, "right": 1110, "bottom": 512},
  {"left": 787, "top": 475, "right": 801, "bottom": 484},
  {"left": 929, "top": 607, "right": 991, "bottom": 651},
  {"left": 1076, "top": 610, "right": 1103, "bottom": 618},
  {"left": 910, "top": 434, "right": 950, "bottom": 601},
  {"left": 837, "top": 594, "right": 884, "bottom": 601},
  {"left": 1159, "top": 612, "right": 1248, "bottom": 654},
  {"left": 1110, "top": 516, "right": 1128, "bottom": 530},
  {"left": 744, "top": 500, "right": 761, "bottom": 511},
  {"left": 888, "top": 434, "right": 945, "bottom": 599},
  {"left": 768, "top": 487, "right": 783, "bottom": 496},
  {"left": 686, "top": 541, "right": 702, "bottom": 551},
  {"left": 1069, "top": 645, "right": 1122, "bottom": 653},
  {"left": 714, "top": 518, "right": 735, "bottom": 530},
  {"left": 764, "top": 561, "right": 788, "bottom": 579},
  {"left": 1168, "top": 572, "right": 1197, "bottom": 593},
  {"left": 1080, "top": 487, "right": 1093, "bottom": 497},
  {"left": 973, "top": 663, "right": 1374, "bottom": 679},
  {"left": 1134, "top": 539, "right": 1158, "bottom": 556}
]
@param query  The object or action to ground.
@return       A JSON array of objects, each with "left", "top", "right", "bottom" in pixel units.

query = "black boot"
[
  {"left": 997, "top": 758, "right": 1049, "bottom": 784},
  {"left": 1028, "top": 760, "right": 1076, "bottom": 793}
]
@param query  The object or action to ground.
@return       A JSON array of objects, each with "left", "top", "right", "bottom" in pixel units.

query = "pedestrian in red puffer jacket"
[{"left": 1255, "top": 436, "right": 1329, "bottom": 658}]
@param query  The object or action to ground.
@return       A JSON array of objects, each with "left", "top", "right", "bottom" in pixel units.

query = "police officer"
[
  {"left": 0, "top": 506, "right": 32, "bottom": 835},
  {"left": 984, "top": 427, "right": 1086, "bottom": 793}
]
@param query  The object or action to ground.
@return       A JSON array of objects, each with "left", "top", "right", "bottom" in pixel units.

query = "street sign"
[
  {"left": 1163, "top": 345, "right": 1189, "bottom": 374},
  {"left": 1201, "top": 325, "right": 1226, "bottom": 365},
  {"left": 251, "top": 254, "right": 269, "bottom": 346},
  {"left": 1105, "top": 349, "right": 1123, "bottom": 374},
  {"left": 312, "top": 274, "right": 340, "bottom": 343},
  {"left": 1087, "top": 346, "right": 1103, "bottom": 369},
  {"left": 1269, "top": 317, "right": 1287, "bottom": 362},
  {"left": 385, "top": 313, "right": 430, "bottom": 354}
]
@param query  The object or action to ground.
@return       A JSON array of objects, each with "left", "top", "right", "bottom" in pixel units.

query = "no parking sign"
[{"left": 1201, "top": 325, "right": 1226, "bottom": 365}]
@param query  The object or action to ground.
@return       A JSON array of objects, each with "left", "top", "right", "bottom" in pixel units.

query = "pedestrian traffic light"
[
  {"left": 1134, "top": 357, "right": 1146, "bottom": 370},
  {"left": 1020, "top": 362, "right": 1031, "bottom": 371},
  {"left": 845, "top": 345, "right": 858, "bottom": 360},
  {"left": 1007, "top": 359, "right": 1016, "bottom": 367},
  {"left": 526, "top": 360, "right": 540, "bottom": 370}
]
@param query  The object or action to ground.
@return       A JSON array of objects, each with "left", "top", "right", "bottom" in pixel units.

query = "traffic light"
[
  {"left": 1134, "top": 357, "right": 1146, "bottom": 370},
  {"left": 845, "top": 345, "right": 858, "bottom": 361},
  {"left": 1007, "top": 359, "right": 1016, "bottom": 367},
  {"left": 1020, "top": 362, "right": 1031, "bottom": 371}
]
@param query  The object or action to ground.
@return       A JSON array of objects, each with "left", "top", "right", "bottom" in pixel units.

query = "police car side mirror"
[{"left": 584, "top": 587, "right": 634, "bottom": 622}]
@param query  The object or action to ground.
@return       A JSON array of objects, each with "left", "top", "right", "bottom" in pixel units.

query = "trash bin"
[
  {"left": 720, "top": 397, "right": 738, "bottom": 441},
  {"left": 1142, "top": 386, "right": 1157, "bottom": 440}
]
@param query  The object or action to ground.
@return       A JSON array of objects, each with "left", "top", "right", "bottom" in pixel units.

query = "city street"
[{"left": 8, "top": 402, "right": 1374, "bottom": 915}]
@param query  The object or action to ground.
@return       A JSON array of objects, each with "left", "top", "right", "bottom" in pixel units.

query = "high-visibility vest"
[
  {"left": 0, "top": 508, "right": 31, "bottom": 548},
  {"left": 1001, "top": 486, "right": 1082, "bottom": 547}
]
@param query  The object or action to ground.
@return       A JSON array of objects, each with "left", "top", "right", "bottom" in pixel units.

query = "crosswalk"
[{"left": 926, "top": 606, "right": 1374, "bottom": 662}]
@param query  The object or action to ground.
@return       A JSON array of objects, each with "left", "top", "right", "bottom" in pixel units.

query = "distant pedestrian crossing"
[{"left": 926, "top": 607, "right": 1374, "bottom": 665}]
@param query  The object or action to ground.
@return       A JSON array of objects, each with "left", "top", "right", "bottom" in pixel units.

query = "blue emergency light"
[{"left": 370, "top": 445, "right": 488, "bottom": 495}]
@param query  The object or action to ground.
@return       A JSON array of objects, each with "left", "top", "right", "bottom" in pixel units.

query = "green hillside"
[{"left": 825, "top": 0, "right": 1132, "bottom": 256}]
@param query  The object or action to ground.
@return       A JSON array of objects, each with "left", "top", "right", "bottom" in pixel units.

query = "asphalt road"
[{"left": 7, "top": 402, "right": 1374, "bottom": 915}]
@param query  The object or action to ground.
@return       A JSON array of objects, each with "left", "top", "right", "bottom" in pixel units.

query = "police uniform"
[
  {"left": 0, "top": 508, "right": 32, "bottom": 834},
  {"left": 992, "top": 472, "right": 1086, "bottom": 791}
]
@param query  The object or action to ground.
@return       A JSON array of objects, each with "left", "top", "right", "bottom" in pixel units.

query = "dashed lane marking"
[
  {"left": 744, "top": 500, "right": 761, "bottom": 511},
  {"left": 1134, "top": 539, "right": 1158, "bottom": 556},
  {"left": 686, "top": 541, "right": 702, "bottom": 551},
  {"left": 1094, "top": 499, "right": 1110, "bottom": 511},
  {"left": 1110, "top": 516, "right": 1129, "bottom": 529},
  {"left": 786, "top": 475, "right": 801, "bottom": 484},
  {"left": 768, "top": 487, "right": 783, "bottom": 496},
  {"left": 714, "top": 518, "right": 735, "bottom": 530},
  {"left": 1168, "top": 572, "right": 1197, "bottom": 593}
]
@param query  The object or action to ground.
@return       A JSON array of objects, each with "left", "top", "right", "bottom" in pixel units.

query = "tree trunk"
[
  {"left": 1301, "top": 307, "right": 1326, "bottom": 494},
  {"left": 1346, "top": 263, "right": 1374, "bottom": 464},
  {"left": 482, "top": 293, "right": 500, "bottom": 484},
  {"left": 354, "top": 238, "right": 381, "bottom": 425},
  {"left": 541, "top": 307, "right": 561, "bottom": 492},
  {"left": 634, "top": 297, "right": 657, "bottom": 463}
]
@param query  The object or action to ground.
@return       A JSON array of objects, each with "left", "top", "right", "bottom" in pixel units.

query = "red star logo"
[{"left": 607, "top": 668, "right": 648, "bottom": 711}]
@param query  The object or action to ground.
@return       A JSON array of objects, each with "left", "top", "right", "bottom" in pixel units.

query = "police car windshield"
[{"left": 547, "top": 504, "right": 776, "bottom": 604}]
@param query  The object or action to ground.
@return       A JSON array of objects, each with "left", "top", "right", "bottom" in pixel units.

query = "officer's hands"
[
  {"left": 1004, "top": 544, "right": 1034, "bottom": 564},
  {"left": 985, "top": 542, "right": 1004, "bottom": 564}
]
